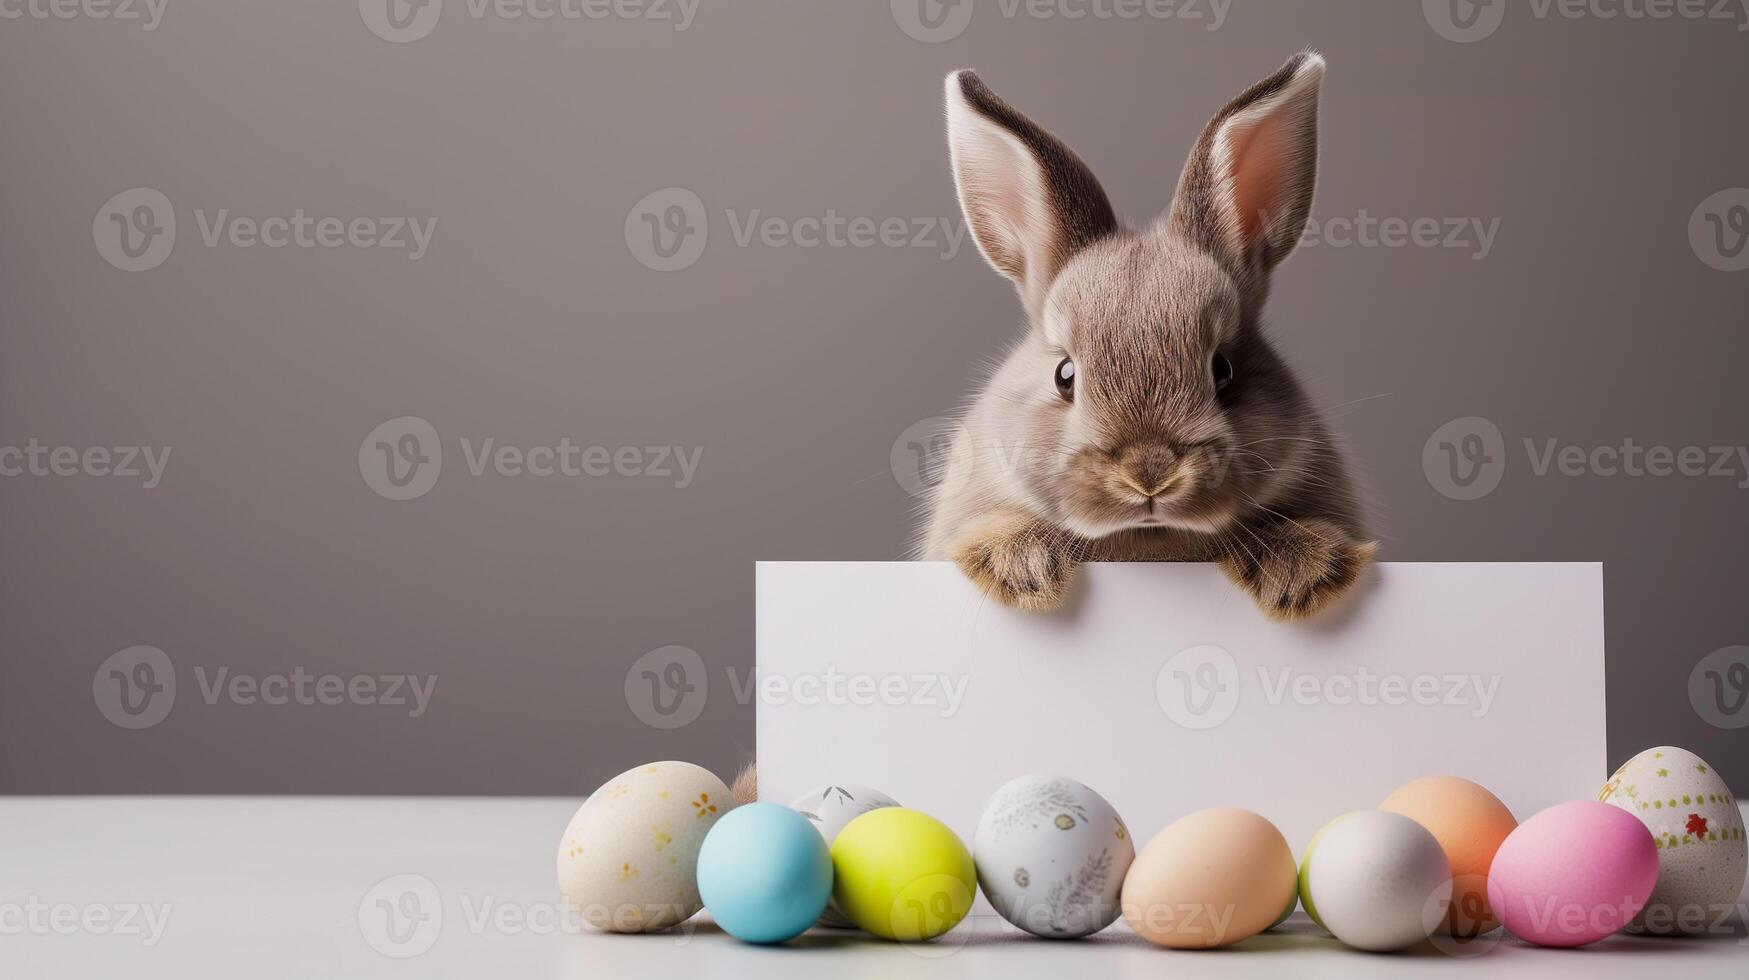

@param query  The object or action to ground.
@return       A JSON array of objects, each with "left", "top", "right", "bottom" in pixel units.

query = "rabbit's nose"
[{"left": 1116, "top": 444, "right": 1180, "bottom": 498}]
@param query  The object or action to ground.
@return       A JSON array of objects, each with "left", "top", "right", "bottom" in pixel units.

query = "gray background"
[{"left": 2, "top": 1, "right": 1745, "bottom": 796}]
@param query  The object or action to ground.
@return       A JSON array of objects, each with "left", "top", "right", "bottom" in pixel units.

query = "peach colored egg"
[
  {"left": 1381, "top": 776, "right": 1518, "bottom": 936},
  {"left": 1120, "top": 808, "right": 1296, "bottom": 949}
]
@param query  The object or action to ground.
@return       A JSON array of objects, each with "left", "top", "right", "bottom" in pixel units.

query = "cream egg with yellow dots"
[{"left": 556, "top": 761, "right": 732, "bottom": 932}]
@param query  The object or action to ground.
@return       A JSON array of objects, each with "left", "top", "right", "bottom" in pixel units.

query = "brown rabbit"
[{"left": 921, "top": 53, "right": 1375, "bottom": 620}]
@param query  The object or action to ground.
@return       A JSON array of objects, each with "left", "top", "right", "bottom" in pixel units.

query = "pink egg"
[{"left": 1486, "top": 801, "right": 1659, "bottom": 948}]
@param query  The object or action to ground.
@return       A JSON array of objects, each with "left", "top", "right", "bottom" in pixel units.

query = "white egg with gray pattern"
[
  {"left": 788, "top": 784, "right": 901, "bottom": 927},
  {"left": 974, "top": 775, "right": 1135, "bottom": 938}
]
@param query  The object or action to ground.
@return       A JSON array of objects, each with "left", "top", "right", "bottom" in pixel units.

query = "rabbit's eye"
[
  {"left": 1054, "top": 357, "right": 1076, "bottom": 401},
  {"left": 1212, "top": 352, "right": 1234, "bottom": 394}
]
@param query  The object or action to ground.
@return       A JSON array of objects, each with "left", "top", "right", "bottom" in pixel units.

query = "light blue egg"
[{"left": 697, "top": 802, "right": 833, "bottom": 944}]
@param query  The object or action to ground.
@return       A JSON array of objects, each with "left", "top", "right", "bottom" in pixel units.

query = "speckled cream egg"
[
  {"left": 789, "top": 784, "right": 900, "bottom": 927},
  {"left": 1599, "top": 746, "right": 1746, "bottom": 935},
  {"left": 556, "top": 761, "right": 732, "bottom": 932},
  {"left": 973, "top": 775, "right": 1135, "bottom": 938}
]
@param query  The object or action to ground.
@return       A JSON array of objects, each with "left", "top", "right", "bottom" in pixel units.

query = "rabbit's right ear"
[{"left": 946, "top": 71, "right": 1118, "bottom": 319}]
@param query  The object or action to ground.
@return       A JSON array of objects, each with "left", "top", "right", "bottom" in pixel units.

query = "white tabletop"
[{"left": 4, "top": 797, "right": 1745, "bottom": 978}]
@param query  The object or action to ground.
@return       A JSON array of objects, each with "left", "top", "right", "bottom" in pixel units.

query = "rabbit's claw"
[
  {"left": 1222, "top": 518, "right": 1375, "bottom": 621},
  {"left": 949, "top": 512, "right": 1076, "bottom": 612}
]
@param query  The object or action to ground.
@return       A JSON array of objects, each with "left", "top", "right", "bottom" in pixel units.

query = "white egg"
[
  {"left": 1300, "top": 810, "right": 1452, "bottom": 951},
  {"left": 788, "top": 784, "right": 900, "bottom": 927},
  {"left": 556, "top": 761, "right": 731, "bottom": 932},
  {"left": 974, "top": 775, "right": 1135, "bottom": 938},
  {"left": 1601, "top": 746, "right": 1747, "bottom": 935}
]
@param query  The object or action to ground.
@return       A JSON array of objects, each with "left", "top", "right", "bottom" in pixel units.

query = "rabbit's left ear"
[
  {"left": 946, "top": 70, "right": 1119, "bottom": 319},
  {"left": 1168, "top": 52, "right": 1325, "bottom": 286}
]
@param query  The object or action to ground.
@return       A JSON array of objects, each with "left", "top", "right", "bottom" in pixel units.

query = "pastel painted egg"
[
  {"left": 831, "top": 808, "right": 976, "bottom": 941},
  {"left": 1599, "top": 746, "right": 1746, "bottom": 935},
  {"left": 697, "top": 802, "right": 832, "bottom": 944},
  {"left": 1487, "top": 800, "right": 1659, "bottom": 947},
  {"left": 1381, "top": 776, "right": 1517, "bottom": 936},
  {"left": 1299, "top": 810, "right": 1451, "bottom": 951},
  {"left": 789, "top": 784, "right": 900, "bottom": 927},
  {"left": 1120, "top": 808, "right": 1296, "bottom": 949},
  {"left": 555, "top": 761, "right": 732, "bottom": 932},
  {"left": 973, "top": 775, "right": 1135, "bottom": 938}
]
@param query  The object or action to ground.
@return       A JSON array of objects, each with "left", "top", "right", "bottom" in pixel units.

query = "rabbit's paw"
[
  {"left": 949, "top": 512, "right": 1077, "bottom": 612},
  {"left": 1223, "top": 518, "right": 1375, "bottom": 621}
]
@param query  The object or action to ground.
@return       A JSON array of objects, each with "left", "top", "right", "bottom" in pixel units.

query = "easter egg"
[
  {"left": 1120, "top": 808, "right": 1296, "bottom": 949},
  {"left": 1381, "top": 776, "right": 1517, "bottom": 937},
  {"left": 555, "top": 761, "right": 731, "bottom": 932},
  {"left": 697, "top": 802, "right": 832, "bottom": 943},
  {"left": 831, "top": 808, "right": 975, "bottom": 941},
  {"left": 1299, "top": 810, "right": 1451, "bottom": 951},
  {"left": 1487, "top": 800, "right": 1659, "bottom": 947},
  {"left": 973, "top": 775, "right": 1135, "bottom": 938},
  {"left": 789, "top": 784, "right": 900, "bottom": 927},
  {"left": 1599, "top": 746, "right": 1746, "bottom": 935}
]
